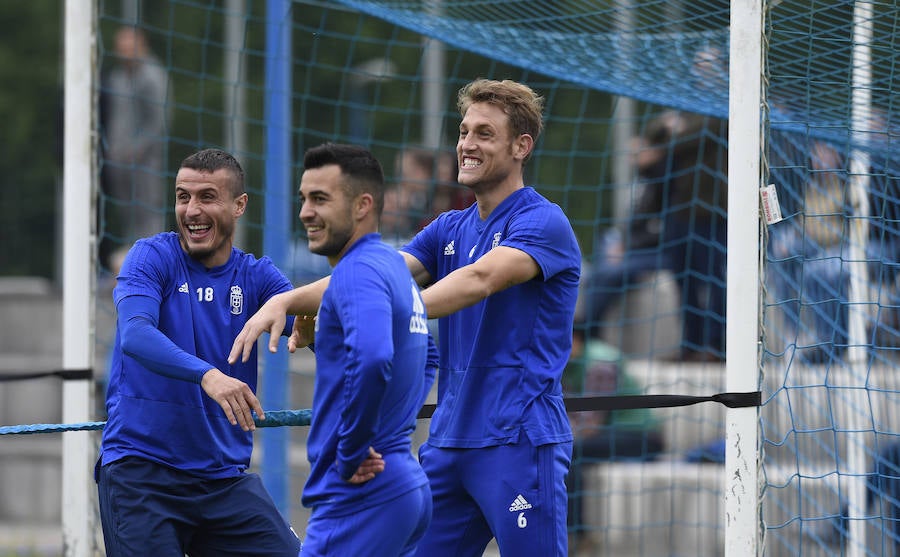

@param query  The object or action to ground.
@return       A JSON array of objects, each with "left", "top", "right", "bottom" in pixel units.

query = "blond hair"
[{"left": 457, "top": 79, "right": 545, "bottom": 160}]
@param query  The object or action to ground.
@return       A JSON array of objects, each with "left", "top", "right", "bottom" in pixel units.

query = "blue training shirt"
[
  {"left": 100, "top": 232, "right": 295, "bottom": 478},
  {"left": 302, "top": 233, "right": 430, "bottom": 516},
  {"left": 402, "top": 187, "right": 581, "bottom": 448}
]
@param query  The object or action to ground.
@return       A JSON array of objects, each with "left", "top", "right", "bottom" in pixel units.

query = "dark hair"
[
  {"left": 179, "top": 149, "right": 245, "bottom": 197},
  {"left": 303, "top": 143, "right": 385, "bottom": 216}
]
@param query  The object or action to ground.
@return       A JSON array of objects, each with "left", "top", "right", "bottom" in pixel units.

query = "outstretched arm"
[
  {"left": 118, "top": 295, "right": 263, "bottom": 431},
  {"left": 228, "top": 276, "right": 330, "bottom": 363},
  {"left": 418, "top": 245, "right": 540, "bottom": 318}
]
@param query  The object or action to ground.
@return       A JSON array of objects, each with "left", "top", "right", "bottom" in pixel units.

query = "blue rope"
[
  {"left": 0, "top": 408, "right": 314, "bottom": 436},
  {"left": 0, "top": 392, "right": 760, "bottom": 435}
]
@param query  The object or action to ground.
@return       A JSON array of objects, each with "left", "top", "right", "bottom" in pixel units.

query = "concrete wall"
[{"left": 0, "top": 277, "right": 64, "bottom": 524}]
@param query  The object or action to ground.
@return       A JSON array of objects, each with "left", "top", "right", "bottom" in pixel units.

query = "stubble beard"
[
  {"left": 178, "top": 219, "right": 234, "bottom": 263},
  {"left": 309, "top": 226, "right": 352, "bottom": 259}
]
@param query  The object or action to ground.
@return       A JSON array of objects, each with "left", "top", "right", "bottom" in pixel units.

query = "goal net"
[{"left": 62, "top": 0, "right": 900, "bottom": 555}]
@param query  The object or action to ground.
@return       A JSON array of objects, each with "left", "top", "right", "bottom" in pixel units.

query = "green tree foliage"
[{"left": 0, "top": 2, "right": 62, "bottom": 279}]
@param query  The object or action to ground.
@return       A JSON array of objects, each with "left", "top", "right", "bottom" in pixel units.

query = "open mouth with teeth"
[
  {"left": 461, "top": 157, "right": 481, "bottom": 169},
  {"left": 306, "top": 225, "right": 322, "bottom": 234},
  {"left": 185, "top": 223, "right": 212, "bottom": 239}
]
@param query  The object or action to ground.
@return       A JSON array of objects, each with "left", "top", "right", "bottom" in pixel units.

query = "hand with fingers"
[
  {"left": 97, "top": 149, "right": 304, "bottom": 556},
  {"left": 228, "top": 292, "right": 290, "bottom": 364},
  {"left": 345, "top": 447, "right": 385, "bottom": 485},
  {"left": 288, "top": 314, "right": 316, "bottom": 352},
  {"left": 200, "top": 368, "right": 265, "bottom": 431}
]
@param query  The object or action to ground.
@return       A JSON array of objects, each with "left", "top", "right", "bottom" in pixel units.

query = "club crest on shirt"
[{"left": 230, "top": 285, "right": 243, "bottom": 315}]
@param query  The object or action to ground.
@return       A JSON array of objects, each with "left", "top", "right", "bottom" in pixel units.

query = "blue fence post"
[{"left": 262, "top": 0, "right": 292, "bottom": 517}]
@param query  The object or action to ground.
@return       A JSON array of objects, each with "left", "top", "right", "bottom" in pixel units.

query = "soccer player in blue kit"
[
  {"left": 95, "top": 149, "right": 303, "bottom": 556},
  {"left": 231, "top": 78, "right": 581, "bottom": 556},
  {"left": 294, "top": 143, "right": 433, "bottom": 556}
]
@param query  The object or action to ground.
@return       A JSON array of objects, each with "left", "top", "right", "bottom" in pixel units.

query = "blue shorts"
[
  {"left": 414, "top": 439, "right": 572, "bottom": 557},
  {"left": 97, "top": 457, "right": 302, "bottom": 557},
  {"left": 301, "top": 483, "right": 431, "bottom": 557}
]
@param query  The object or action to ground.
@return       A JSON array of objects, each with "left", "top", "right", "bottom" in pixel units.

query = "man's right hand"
[
  {"left": 346, "top": 447, "right": 385, "bottom": 485},
  {"left": 228, "top": 293, "right": 289, "bottom": 364},
  {"left": 288, "top": 315, "right": 316, "bottom": 352},
  {"left": 200, "top": 369, "right": 264, "bottom": 431}
]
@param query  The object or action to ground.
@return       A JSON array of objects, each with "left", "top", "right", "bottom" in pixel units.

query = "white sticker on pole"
[{"left": 760, "top": 183, "right": 783, "bottom": 225}]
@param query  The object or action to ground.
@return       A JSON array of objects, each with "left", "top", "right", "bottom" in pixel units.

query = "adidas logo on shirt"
[
  {"left": 508, "top": 494, "right": 533, "bottom": 512},
  {"left": 444, "top": 241, "right": 455, "bottom": 255},
  {"left": 178, "top": 282, "right": 189, "bottom": 294}
]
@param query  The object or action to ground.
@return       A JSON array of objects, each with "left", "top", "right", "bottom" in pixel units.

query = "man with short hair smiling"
[
  {"left": 293, "top": 142, "right": 434, "bottom": 557},
  {"left": 96, "top": 148, "right": 302, "bottom": 557}
]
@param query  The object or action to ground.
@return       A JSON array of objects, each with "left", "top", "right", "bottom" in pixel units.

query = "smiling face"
[
  {"left": 298, "top": 164, "right": 358, "bottom": 266},
  {"left": 174, "top": 167, "right": 246, "bottom": 268},
  {"left": 456, "top": 102, "right": 528, "bottom": 194}
]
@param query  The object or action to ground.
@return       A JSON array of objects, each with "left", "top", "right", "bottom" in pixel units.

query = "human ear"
[
  {"left": 233, "top": 193, "right": 248, "bottom": 217},
  {"left": 515, "top": 134, "right": 534, "bottom": 161},
  {"left": 355, "top": 193, "right": 374, "bottom": 220}
]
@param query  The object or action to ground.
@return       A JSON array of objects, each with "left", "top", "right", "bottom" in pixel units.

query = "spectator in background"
[
  {"left": 294, "top": 143, "right": 433, "bottom": 556},
  {"left": 769, "top": 139, "right": 849, "bottom": 363},
  {"left": 584, "top": 109, "right": 728, "bottom": 362},
  {"left": 382, "top": 146, "right": 473, "bottom": 245},
  {"left": 101, "top": 26, "right": 171, "bottom": 266},
  {"left": 690, "top": 45, "right": 728, "bottom": 97},
  {"left": 864, "top": 109, "right": 900, "bottom": 349},
  {"left": 564, "top": 334, "right": 664, "bottom": 551},
  {"left": 95, "top": 149, "right": 301, "bottom": 556}
]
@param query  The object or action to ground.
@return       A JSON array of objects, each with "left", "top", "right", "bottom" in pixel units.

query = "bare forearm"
[
  {"left": 419, "top": 246, "right": 538, "bottom": 318},
  {"left": 420, "top": 266, "right": 493, "bottom": 318},
  {"left": 283, "top": 276, "right": 331, "bottom": 315},
  {"left": 228, "top": 275, "right": 332, "bottom": 364}
]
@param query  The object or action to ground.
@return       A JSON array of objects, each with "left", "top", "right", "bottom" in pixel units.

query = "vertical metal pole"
[
  {"left": 845, "top": 4, "right": 873, "bottom": 555},
  {"left": 612, "top": 0, "right": 635, "bottom": 224},
  {"left": 225, "top": 0, "right": 248, "bottom": 248},
  {"left": 422, "top": 0, "right": 446, "bottom": 150},
  {"left": 122, "top": 0, "right": 138, "bottom": 23},
  {"left": 263, "top": 0, "right": 292, "bottom": 517}
]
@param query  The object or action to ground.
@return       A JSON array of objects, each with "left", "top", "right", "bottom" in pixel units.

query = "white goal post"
[
  {"left": 724, "top": 0, "right": 763, "bottom": 555},
  {"left": 62, "top": 1, "right": 97, "bottom": 555}
]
